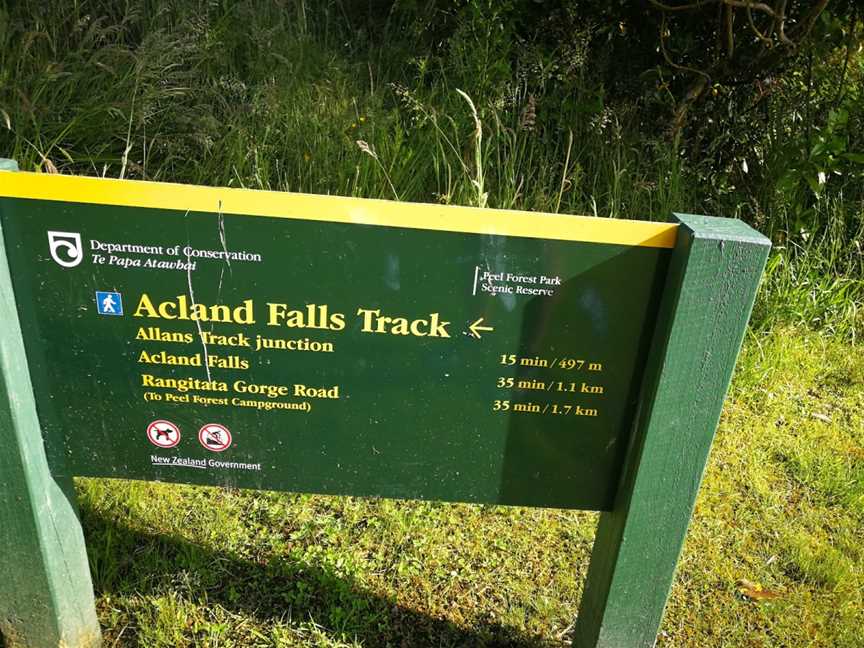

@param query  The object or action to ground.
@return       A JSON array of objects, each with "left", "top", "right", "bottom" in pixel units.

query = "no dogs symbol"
[
  {"left": 147, "top": 420, "right": 181, "bottom": 449},
  {"left": 199, "top": 423, "right": 232, "bottom": 452}
]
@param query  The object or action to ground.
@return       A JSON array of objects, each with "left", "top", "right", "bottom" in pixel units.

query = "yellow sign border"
[{"left": 0, "top": 172, "right": 677, "bottom": 248}]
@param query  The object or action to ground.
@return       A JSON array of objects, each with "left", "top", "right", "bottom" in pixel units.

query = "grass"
[
  {"left": 1, "top": 1, "right": 863, "bottom": 646},
  {"left": 73, "top": 328, "right": 863, "bottom": 647},
  {"left": 750, "top": 197, "right": 864, "bottom": 340},
  {"left": 663, "top": 329, "right": 863, "bottom": 647},
  {"left": 2, "top": 1, "right": 860, "bottom": 340}
]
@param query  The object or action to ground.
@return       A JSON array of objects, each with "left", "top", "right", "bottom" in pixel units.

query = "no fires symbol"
[{"left": 198, "top": 424, "right": 232, "bottom": 452}]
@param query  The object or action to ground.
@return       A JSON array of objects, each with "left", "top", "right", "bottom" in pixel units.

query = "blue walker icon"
[{"left": 96, "top": 291, "right": 123, "bottom": 316}]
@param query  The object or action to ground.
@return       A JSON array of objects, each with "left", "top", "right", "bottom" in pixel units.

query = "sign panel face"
[{"left": 0, "top": 173, "right": 676, "bottom": 509}]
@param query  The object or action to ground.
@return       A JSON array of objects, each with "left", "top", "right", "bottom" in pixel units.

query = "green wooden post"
[
  {"left": 0, "top": 161, "right": 101, "bottom": 647},
  {"left": 573, "top": 214, "right": 770, "bottom": 647}
]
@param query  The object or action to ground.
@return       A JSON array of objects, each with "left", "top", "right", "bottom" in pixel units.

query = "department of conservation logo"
[{"left": 47, "top": 231, "right": 83, "bottom": 268}]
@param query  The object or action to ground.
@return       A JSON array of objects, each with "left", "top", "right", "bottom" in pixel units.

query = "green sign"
[
  {"left": 0, "top": 167, "right": 769, "bottom": 648},
  {"left": 2, "top": 172, "right": 676, "bottom": 509}
]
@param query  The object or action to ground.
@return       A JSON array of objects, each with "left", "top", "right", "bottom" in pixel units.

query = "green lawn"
[{"left": 76, "top": 327, "right": 863, "bottom": 647}]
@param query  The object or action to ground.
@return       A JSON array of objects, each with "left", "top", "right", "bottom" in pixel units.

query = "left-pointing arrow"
[{"left": 468, "top": 317, "right": 494, "bottom": 339}]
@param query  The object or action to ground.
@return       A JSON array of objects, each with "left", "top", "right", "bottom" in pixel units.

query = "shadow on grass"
[{"left": 79, "top": 504, "right": 561, "bottom": 647}]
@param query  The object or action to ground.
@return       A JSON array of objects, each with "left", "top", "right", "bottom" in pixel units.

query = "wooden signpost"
[{"left": 0, "top": 160, "right": 769, "bottom": 647}]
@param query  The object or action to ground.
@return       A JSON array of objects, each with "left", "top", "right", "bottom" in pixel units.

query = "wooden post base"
[
  {"left": 574, "top": 214, "right": 770, "bottom": 647},
  {"left": 0, "top": 170, "right": 101, "bottom": 647}
]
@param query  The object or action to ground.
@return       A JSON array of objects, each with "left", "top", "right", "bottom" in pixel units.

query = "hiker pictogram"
[
  {"left": 96, "top": 291, "right": 123, "bottom": 316},
  {"left": 146, "top": 420, "right": 180, "bottom": 448},
  {"left": 198, "top": 423, "right": 232, "bottom": 452}
]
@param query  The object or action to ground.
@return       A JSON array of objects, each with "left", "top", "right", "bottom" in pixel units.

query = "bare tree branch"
[
  {"left": 725, "top": 4, "right": 735, "bottom": 58},
  {"left": 790, "top": 0, "right": 831, "bottom": 40},
  {"left": 722, "top": 1, "right": 778, "bottom": 18},
  {"left": 658, "top": 13, "right": 713, "bottom": 82},
  {"left": 746, "top": 2, "right": 774, "bottom": 46},
  {"left": 649, "top": 0, "right": 834, "bottom": 132},
  {"left": 777, "top": 0, "right": 795, "bottom": 47},
  {"left": 648, "top": 0, "right": 720, "bottom": 13}
]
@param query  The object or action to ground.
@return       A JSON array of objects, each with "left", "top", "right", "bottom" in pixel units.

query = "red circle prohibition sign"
[
  {"left": 147, "top": 419, "right": 181, "bottom": 449},
  {"left": 198, "top": 423, "right": 232, "bottom": 452}
]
